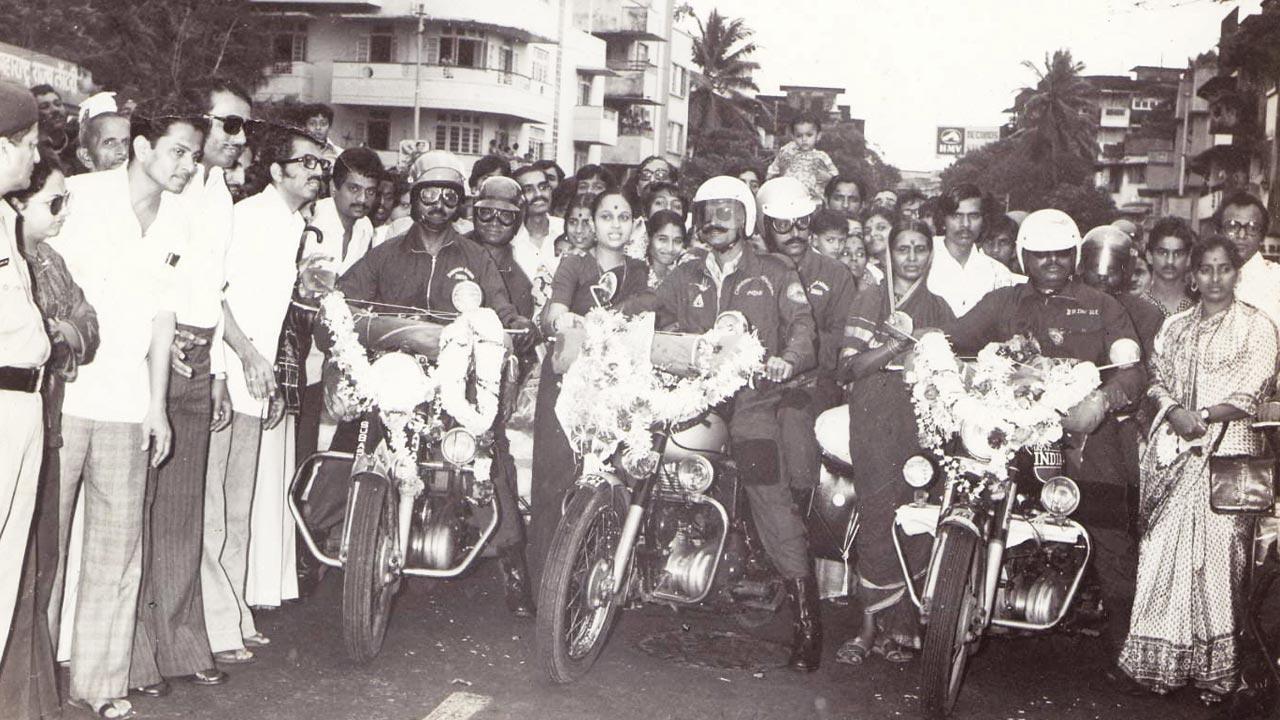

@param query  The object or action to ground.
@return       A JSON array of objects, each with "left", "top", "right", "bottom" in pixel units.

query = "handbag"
[{"left": 1208, "top": 423, "right": 1276, "bottom": 515}]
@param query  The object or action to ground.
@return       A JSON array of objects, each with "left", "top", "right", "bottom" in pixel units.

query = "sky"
[{"left": 685, "top": 0, "right": 1258, "bottom": 172}]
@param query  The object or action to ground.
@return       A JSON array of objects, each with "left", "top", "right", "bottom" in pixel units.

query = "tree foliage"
[
  {"left": 0, "top": 0, "right": 273, "bottom": 110},
  {"left": 816, "top": 123, "right": 900, "bottom": 196},
  {"left": 681, "top": 127, "right": 763, "bottom": 192},
  {"left": 688, "top": 10, "right": 761, "bottom": 139},
  {"left": 1009, "top": 49, "right": 1098, "bottom": 184}
]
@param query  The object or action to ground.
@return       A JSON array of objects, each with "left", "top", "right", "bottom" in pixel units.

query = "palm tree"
[
  {"left": 689, "top": 10, "right": 761, "bottom": 136},
  {"left": 1012, "top": 49, "right": 1098, "bottom": 183}
]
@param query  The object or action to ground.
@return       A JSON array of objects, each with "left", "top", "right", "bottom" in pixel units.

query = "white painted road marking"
[{"left": 421, "top": 692, "right": 493, "bottom": 720}]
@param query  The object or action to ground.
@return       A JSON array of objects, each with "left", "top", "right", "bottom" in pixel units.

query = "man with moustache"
[
  {"left": 644, "top": 176, "right": 822, "bottom": 671},
  {"left": 1216, "top": 191, "right": 1280, "bottom": 327},
  {"left": 202, "top": 125, "right": 325, "bottom": 666},
  {"left": 465, "top": 175, "right": 539, "bottom": 616},
  {"left": 511, "top": 164, "right": 564, "bottom": 318},
  {"left": 48, "top": 112, "right": 199, "bottom": 719},
  {"left": 76, "top": 111, "right": 131, "bottom": 173},
  {"left": 128, "top": 79, "right": 254, "bottom": 696},
  {"left": 942, "top": 209, "right": 1146, "bottom": 684},
  {"left": 30, "top": 84, "right": 78, "bottom": 168},
  {"left": 756, "top": 177, "right": 856, "bottom": 490},
  {"left": 926, "top": 183, "right": 1017, "bottom": 317}
]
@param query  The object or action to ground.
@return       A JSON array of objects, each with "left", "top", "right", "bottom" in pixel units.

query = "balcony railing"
[
  {"left": 335, "top": 61, "right": 548, "bottom": 91},
  {"left": 330, "top": 61, "right": 554, "bottom": 123},
  {"left": 606, "top": 57, "right": 655, "bottom": 72}
]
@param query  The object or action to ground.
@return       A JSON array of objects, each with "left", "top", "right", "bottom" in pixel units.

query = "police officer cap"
[
  {"left": 1017, "top": 209, "right": 1081, "bottom": 259},
  {"left": 473, "top": 175, "right": 523, "bottom": 212},
  {"left": 693, "top": 176, "right": 757, "bottom": 236},
  {"left": 407, "top": 149, "right": 466, "bottom": 193},
  {"left": 757, "top": 177, "right": 817, "bottom": 221}
]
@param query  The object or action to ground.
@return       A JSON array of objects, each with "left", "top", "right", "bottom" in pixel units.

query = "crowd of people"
[{"left": 2, "top": 77, "right": 1280, "bottom": 720}]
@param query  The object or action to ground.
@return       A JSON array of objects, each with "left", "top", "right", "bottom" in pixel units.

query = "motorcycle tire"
[
  {"left": 535, "top": 481, "right": 628, "bottom": 684},
  {"left": 342, "top": 476, "right": 400, "bottom": 663},
  {"left": 919, "top": 528, "right": 980, "bottom": 719}
]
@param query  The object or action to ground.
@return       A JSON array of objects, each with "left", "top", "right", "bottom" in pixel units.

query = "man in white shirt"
[
  {"left": 203, "top": 125, "right": 325, "bottom": 664},
  {"left": 297, "top": 148, "right": 383, "bottom": 487},
  {"left": 49, "top": 112, "right": 195, "bottom": 718},
  {"left": 511, "top": 164, "right": 564, "bottom": 318},
  {"left": 129, "top": 79, "right": 253, "bottom": 696},
  {"left": 0, "top": 81, "right": 47, "bottom": 662},
  {"left": 1218, "top": 191, "right": 1280, "bottom": 327},
  {"left": 926, "top": 183, "right": 1018, "bottom": 317}
]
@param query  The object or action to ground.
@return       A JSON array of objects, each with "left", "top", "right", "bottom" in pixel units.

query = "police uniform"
[
  {"left": 944, "top": 277, "right": 1146, "bottom": 648},
  {"left": 777, "top": 249, "right": 856, "bottom": 488},
  {"left": 654, "top": 244, "right": 817, "bottom": 578}
]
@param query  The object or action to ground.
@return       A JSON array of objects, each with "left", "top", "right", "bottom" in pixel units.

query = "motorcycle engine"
[
  {"left": 406, "top": 495, "right": 474, "bottom": 570},
  {"left": 994, "top": 545, "right": 1077, "bottom": 625},
  {"left": 648, "top": 500, "right": 726, "bottom": 602}
]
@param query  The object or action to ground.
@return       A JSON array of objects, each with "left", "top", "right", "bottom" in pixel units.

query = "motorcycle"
[
  {"left": 895, "top": 432, "right": 1092, "bottom": 718},
  {"left": 289, "top": 283, "right": 519, "bottom": 662},
  {"left": 534, "top": 313, "right": 859, "bottom": 684}
]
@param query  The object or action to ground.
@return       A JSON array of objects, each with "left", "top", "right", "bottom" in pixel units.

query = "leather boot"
[
  {"left": 499, "top": 546, "right": 535, "bottom": 618},
  {"left": 785, "top": 576, "right": 822, "bottom": 672}
]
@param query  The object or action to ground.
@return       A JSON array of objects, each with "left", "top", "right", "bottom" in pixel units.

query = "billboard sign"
[
  {"left": 937, "top": 126, "right": 1001, "bottom": 158},
  {"left": 936, "top": 127, "right": 964, "bottom": 156}
]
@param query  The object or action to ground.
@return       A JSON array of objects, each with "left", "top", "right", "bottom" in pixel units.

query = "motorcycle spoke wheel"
[
  {"left": 341, "top": 478, "right": 401, "bottom": 663},
  {"left": 919, "top": 529, "right": 980, "bottom": 719},
  {"left": 535, "top": 482, "right": 627, "bottom": 684}
]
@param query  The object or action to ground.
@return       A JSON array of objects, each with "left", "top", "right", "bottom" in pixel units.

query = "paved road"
[{"left": 104, "top": 562, "right": 1219, "bottom": 720}]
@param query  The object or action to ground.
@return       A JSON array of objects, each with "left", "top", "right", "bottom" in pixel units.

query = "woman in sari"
[
  {"left": 1118, "top": 235, "right": 1278, "bottom": 703},
  {"left": 835, "top": 220, "right": 954, "bottom": 665},
  {"left": 527, "top": 191, "right": 652, "bottom": 585}
]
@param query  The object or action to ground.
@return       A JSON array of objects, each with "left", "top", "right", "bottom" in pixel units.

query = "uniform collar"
[{"left": 406, "top": 223, "right": 462, "bottom": 254}]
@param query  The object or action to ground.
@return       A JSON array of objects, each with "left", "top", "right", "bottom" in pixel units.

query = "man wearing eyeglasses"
[
  {"left": 126, "top": 79, "right": 254, "bottom": 696},
  {"left": 1217, "top": 191, "right": 1280, "bottom": 328},
  {"left": 202, "top": 124, "right": 326, "bottom": 668},
  {"left": 757, "top": 177, "right": 856, "bottom": 492},
  {"left": 926, "top": 183, "right": 1018, "bottom": 317},
  {"left": 511, "top": 165, "right": 564, "bottom": 320}
]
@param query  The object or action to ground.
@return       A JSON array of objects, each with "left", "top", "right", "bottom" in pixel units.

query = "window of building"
[
  {"left": 1132, "top": 98, "right": 1157, "bottom": 111},
  {"left": 666, "top": 121, "right": 684, "bottom": 154},
  {"left": 1108, "top": 167, "right": 1123, "bottom": 193},
  {"left": 435, "top": 112, "right": 483, "bottom": 155},
  {"left": 527, "top": 126, "right": 547, "bottom": 160},
  {"left": 271, "top": 21, "right": 307, "bottom": 72},
  {"left": 574, "top": 144, "right": 589, "bottom": 170},
  {"left": 1104, "top": 108, "right": 1127, "bottom": 116},
  {"left": 357, "top": 25, "right": 396, "bottom": 63},
  {"left": 439, "top": 27, "right": 485, "bottom": 68},
  {"left": 532, "top": 48, "right": 551, "bottom": 84},
  {"left": 1128, "top": 165, "right": 1146, "bottom": 184},
  {"left": 670, "top": 64, "right": 688, "bottom": 97},
  {"left": 367, "top": 109, "right": 391, "bottom": 150},
  {"left": 577, "top": 73, "right": 592, "bottom": 105}
]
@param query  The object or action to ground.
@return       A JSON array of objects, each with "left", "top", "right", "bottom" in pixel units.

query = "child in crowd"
[
  {"left": 809, "top": 208, "right": 849, "bottom": 263},
  {"left": 767, "top": 116, "right": 839, "bottom": 203}
]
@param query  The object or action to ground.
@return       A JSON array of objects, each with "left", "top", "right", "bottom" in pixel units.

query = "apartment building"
[
  {"left": 251, "top": 0, "right": 689, "bottom": 177},
  {"left": 1085, "top": 66, "right": 1183, "bottom": 219}
]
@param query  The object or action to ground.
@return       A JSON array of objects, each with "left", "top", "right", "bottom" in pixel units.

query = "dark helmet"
[{"left": 1079, "top": 225, "right": 1134, "bottom": 296}]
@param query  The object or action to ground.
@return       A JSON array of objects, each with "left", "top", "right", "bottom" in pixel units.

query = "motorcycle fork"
[
  {"left": 608, "top": 472, "right": 657, "bottom": 599},
  {"left": 978, "top": 487, "right": 1016, "bottom": 630}
]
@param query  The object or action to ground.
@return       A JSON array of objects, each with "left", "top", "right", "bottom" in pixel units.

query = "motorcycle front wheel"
[
  {"left": 342, "top": 476, "right": 401, "bottom": 663},
  {"left": 535, "top": 481, "right": 628, "bottom": 684},
  {"left": 919, "top": 528, "right": 981, "bottom": 719}
]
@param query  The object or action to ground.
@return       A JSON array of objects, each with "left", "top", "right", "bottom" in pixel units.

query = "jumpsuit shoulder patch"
[{"left": 786, "top": 282, "right": 808, "bottom": 305}]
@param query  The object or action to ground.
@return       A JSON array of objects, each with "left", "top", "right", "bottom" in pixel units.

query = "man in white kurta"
[
  {"left": 925, "top": 184, "right": 1019, "bottom": 317},
  {"left": 203, "top": 127, "right": 325, "bottom": 662},
  {"left": 511, "top": 164, "right": 564, "bottom": 319}
]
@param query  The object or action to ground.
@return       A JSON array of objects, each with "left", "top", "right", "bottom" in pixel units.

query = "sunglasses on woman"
[
  {"left": 474, "top": 206, "right": 519, "bottom": 226},
  {"left": 416, "top": 185, "right": 462, "bottom": 208},
  {"left": 768, "top": 215, "right": 812, "bottom": 234},
  {"left": 41, "top": 192, "right": 71, "bottom": 216},
  {"left": 279, "top": 154, "right": 332, "bottom": 172}
]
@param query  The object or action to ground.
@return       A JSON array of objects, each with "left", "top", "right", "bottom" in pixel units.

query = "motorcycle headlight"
[
  {"left": 673, "top": 456, "right": 715, "bottom": 494},
  {"left": 1040, "top": 476, "right": 1081, "bottom": 517},
  {"left": 959, "top": 417, "right": 995, "bottom": 462},
  {"left": 440, "top": 428, "right": 477, "bottom": 466},
  {"left": 902, "top": 455, "right": 935, "bottom": 488}
]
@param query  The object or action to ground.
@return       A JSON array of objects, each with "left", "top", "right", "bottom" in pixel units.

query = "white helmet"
[
  {"left": 1016, "top": 209, "right": 1081, "bottom": 261},
  {"left": 693, "top": 175, "right": 757, "bottom": 236},
  {"left": 756, "top": 177, "right": 817, "bottom": 221}
]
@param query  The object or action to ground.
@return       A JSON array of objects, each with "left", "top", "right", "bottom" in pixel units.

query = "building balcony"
[
  {"left": 330, "top": 62, "right": 554, "bottom": 124},
  {"left": 422, "top": 0, "right": 559, "bottom": 43},
  {"left": 589, "top": 2, "right": 664, "bottom": 41},
  {"left": 257, "top": 61, "right": 315, "bottom": 100},
  {"left": 573, "top": 105, "right": 618, "bottom": 145},
  {"left": 1100, "top": 106, "right": 1130, "bottom": 128},
  {"left": 604, "top": 70, "right": 661, "bottom": 106},
  {"left": 606, "top": 57, "right": 656, "bottom": 72},
  {"left": 601, "top": 131, "right": 656, "bottom": 165}
]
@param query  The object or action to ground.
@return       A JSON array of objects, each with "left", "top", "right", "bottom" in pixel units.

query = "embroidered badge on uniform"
[
  {"left": 1048, "top": 327, "right": 1065, "bottom": 345},
  {"left": 809, "top": 280, "right": 830, "bottom": 296},
  {"left": 692, "top": 294, "right": 704, "bottom": 308},
  {"left": 786, "top": 282, "right": 808, "bottom": 304},
  {"left": 447, "top": 266, "right": 477, "bottom": 282}
]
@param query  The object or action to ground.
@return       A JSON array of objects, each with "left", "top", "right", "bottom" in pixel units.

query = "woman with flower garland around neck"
[
  {"left": 646, "top": 209, "right": 686, "bottom": 288},
  {"left": 832, "top": 220, "right": 954, "bottom": 667},
  {"left": 527, "top": 191, "right": 653, "bottom": 585}
]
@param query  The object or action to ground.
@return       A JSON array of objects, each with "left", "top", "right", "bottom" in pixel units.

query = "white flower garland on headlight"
[
  {"left": 318, "top": 291, "right": 506, "bottom": 494},
  {"left": 556, "top": 308, "right": 766, "bottom": 466}
]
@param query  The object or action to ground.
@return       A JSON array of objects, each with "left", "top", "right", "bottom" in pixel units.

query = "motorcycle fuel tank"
[{"left": 662, "top": 412, "right": 730, "bottom": 462}]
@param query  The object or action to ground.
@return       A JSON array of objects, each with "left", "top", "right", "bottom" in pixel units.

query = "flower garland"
[
  {"left": 318, "top": 291, "right": 506, "bottom": 494},
  {"left": 906, "top": 332, "right": 1100, "bottom": 489},
  {"left": 555, "top": 308, "right": 766, "bottom": 465}
]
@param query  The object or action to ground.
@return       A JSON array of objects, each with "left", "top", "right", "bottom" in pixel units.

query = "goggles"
[
  {"left": 415, "top": 185, "right": 462, "bottom": 208},
  {"left": 693, "top": 200, "right": 741, "bottom": 225},
  {"left": 474, "top": 206, "right": 519, "bottom": 226},
  {"left": 767, "top": 215, "right": 812, "bottom": 234}
]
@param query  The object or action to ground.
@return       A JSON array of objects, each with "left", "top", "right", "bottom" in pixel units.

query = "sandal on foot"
[
  {"left": 71, "top": 698, "right": 135, "bottom": 719},
  {"left": 835, "top": 637, "right": 874, "bottom": 666},
  {"left": 213, "top": 648, "right": 255, "bottom": 665},
  {"left": 185, "top": 668, "right": 228, "bottom": 686},
  {"left": 242, "top": 633, "right": 271, "bottom": 647},
  {"left": 872, "top": 637, "right": 915, "bottom": 664}
]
